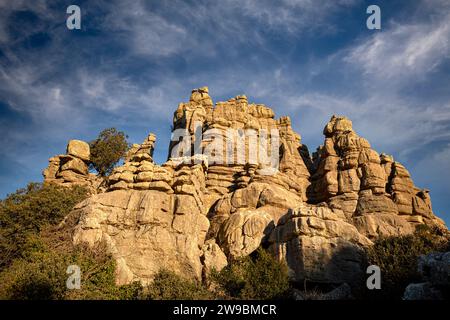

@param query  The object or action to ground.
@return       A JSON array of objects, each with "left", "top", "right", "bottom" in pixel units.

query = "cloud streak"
[{"left": 344, "top": 14, "right": 450, "bottom": 82}]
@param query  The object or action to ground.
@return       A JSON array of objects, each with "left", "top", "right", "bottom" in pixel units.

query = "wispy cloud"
[
  {"left": 344, "top": 15, "right": 450, "bottom": 82},
  {"left": 236, "top": 0, "right": 359, "bottom": 33}
]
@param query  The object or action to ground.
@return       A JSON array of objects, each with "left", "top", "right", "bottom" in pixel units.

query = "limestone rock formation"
[
  {"left": 43, "top": 140, "right": 101, "bottom": 193},
  {"left": 311, "top": 115, "right": 445, "bottom": 239},
  {"left": 43, "top": 87, "right": 447, "bottom": 286},
  {"left": 201, "top": 240, "right": 228, "bottom": 276},
  {"left": 269, "top": 204, "right": 372, "bottom": 284},
  {"left": 72, "top": 189, "right": 210, "bottom": 285},
  {"left": 107, "top": 133, "right": 174, "bottom": 192}
]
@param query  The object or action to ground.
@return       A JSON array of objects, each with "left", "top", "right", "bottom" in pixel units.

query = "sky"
[{"left": 0, "top": 0, "right": 449, "bottom": 224}]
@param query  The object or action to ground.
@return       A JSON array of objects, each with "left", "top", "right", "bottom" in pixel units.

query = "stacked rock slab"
[
  {"left": 169, "top": 88, "right": 311, "bottom": 204},
  {"left": 67, "top": 88, "right": 447, "bottom": 287},
  {"left": 108, "top": 133, "right": 175, "bottom": 193},
  {"left": 387, "top": 161, "right": 436, "bottom": 224},
  {"left": 268, "top": 204, "right": 372, "bottom": 284},
  {"left": 43, "top": 140, "right": 100, "bottom": 193},
  {"left": 310, "top": 116, "right": 445, "bottom": 239},
  {"left": 78, "top": 133, "right": 213, "bottom": 283}
]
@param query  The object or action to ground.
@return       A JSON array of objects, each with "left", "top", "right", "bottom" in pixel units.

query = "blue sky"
[{"left": 0, "top": 0, "right": 449, "bottom": 224}]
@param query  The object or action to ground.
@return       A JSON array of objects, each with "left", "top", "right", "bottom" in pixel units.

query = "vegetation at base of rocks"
[
  {"left": 362, "top": 224, "right": 450, "bottom": 300},
  {"left": 89, "top": 127, "right": 129, "bottom": 176},
  {"left": 0, "top": 238, "right": 141, "bottom": 300},
  {"left": 142, "top": 269, "right": 213, "bottom": 300},
  {"left": 211, "top": 247, "right": 290, "bottom": 300},
  {"left": 140, "top": 248, "right": 291, "bottom": 300},
  {"left": 0, "top": 183, "right": 140, "bottom": 300},
  {"left": 0, "top": 182, "right": 291, "bottom": 300},
  {"left": 0, "top": 183, "right": 89, "bottom": 270}
]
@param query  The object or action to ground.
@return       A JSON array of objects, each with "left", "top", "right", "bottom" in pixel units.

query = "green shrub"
[
  {"left": 89, "top": 128, "right": 129, "bottom": 176},
  {"left": 0, "top": 183, "right": 292, "bottom": 300},
  {"left": 0, "top": 183, "right": 88, "bottom": 270},
  {"left": 211, "top": 248, "right": 290, "bottom": 300},
  {"left": 0, "top": 182, "right": 144, "bottom": 300},
  {"left": 63, "top": 242, "right": 143, "bottom": 300},
  {"left": 363, "top": 224, "right": 449, "bottom": 300},
  {"left": 0, "top": 236, "right": 68, "bottom": 299},
  {"left": 145, "top": 247, "right": 291, "bottom": 300},
  {"left": 144, "top": 269, "right": 212, "bottom": 300},
  {"left": 0, "top": 232, "right": 143, "bottom": 300}
]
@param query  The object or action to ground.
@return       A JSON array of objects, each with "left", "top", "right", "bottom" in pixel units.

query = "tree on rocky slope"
[{"left": 89, "top": 128, "right": 129, "bottom": 176}]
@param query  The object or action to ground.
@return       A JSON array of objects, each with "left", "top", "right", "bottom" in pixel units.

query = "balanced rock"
[
  {"left": 43, "top": 139, "right": 100, "bottom": 192},
  {"left": 67, "top": 139, "right": 90, "bottom": 161}
]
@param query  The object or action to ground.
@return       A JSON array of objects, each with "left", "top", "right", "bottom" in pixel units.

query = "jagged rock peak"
[{"left": 323, "top": 115, "right": 354, "bottom": 136}]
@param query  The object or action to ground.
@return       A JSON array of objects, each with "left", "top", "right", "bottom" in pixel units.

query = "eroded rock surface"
[
  {"left": 43, "top": 87, "right": 447, "bottom": 285},
  {"left": 43, "top": 140, "right": 102, "bottom": 193},
  {"left": 72, "top": 189, "right": 210, "bottom": 285}
]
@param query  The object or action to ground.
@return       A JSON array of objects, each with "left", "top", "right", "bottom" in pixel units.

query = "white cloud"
[
  {"left": 99, "top": 0, "right": 361, "bottom": 58},
  {"left": 1, "top": 1, "right": 449, "bottom": 163},
  {"left": 0, "top": 64, "right": 70, "bottom": 120},
  {"left": 413, "top": 142, "right": 450, "bottom": 195},
  {"left": 103, "top": 1, "right": 189, "bottom": 57},
  {"left": 286, "top": 92, "right": 450, "bottom": 157},
  {"left": 344, "top": 13, "right": 450, "bottom": 81},
  {"left": 235, "top": 0, "right": 359, "bottom": 34}
]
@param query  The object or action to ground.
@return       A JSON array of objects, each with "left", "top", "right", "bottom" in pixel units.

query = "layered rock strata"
[
  {"left": 43, "top": 140, "right": 101, "bottom": 192},
  {"left": 310, "top": 116, "right": 444, "bottom": 239},
  {"left": 42, "top": 88, "right": 447, "bottom": 286}
]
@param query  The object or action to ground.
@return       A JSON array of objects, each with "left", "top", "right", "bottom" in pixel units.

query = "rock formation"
[
  {"left": 43, "top": 140, "right": 101, "bottom": 193},
  {"left": 43, "top": 87, "right": 447, "bottom": 287},
  {"left": 403, "top": 251, "right": 450, "bottom": 300},
  {"left": 309, "top": 115, "right": 442, "bottom": 240}
]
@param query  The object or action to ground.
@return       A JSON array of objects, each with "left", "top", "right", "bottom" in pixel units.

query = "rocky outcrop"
[
  {"left": 169, "top": 88, "right": 311, "bottom": 202},
  {"left": 43, "top": 140, "right": 101, "bottom": 193},
  {"left": 310, "top": 115, "right": 445, "bottom": 239},
  {"left": 44, "top": 87, "right": 447, "bottom": 286},
  {"left": 269, "top": 205, "right": 372, "bottom": 285},
  {"left": 403, "top": 251, "right": 450, "bottom": 300},
  {"left": 418, "top": 251, "right": 450, "bottom": 287},
  {"left": 107, "top": 133, "right": 176, "bottom": 193},
  {"left": 72, "top": 189, "right": 210, "bottom": 285}
]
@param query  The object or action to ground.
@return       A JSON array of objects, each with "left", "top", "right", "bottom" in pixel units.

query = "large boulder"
[
  {"left": 403, "top": 251, "right": 450, "bottom": 300},
  {"left": 73, "top": 190, "right": 209, "bottom": 285},
  {"left": 418, "top": 252, "right": 450, "bottom": 287},
  {"left": 217, "top": 208, "right": 274, "bottom": 259},
  {"left": 268, "top": 205, "right": 372, "bottom": 285},
  {"left": 201, "top": 240, "right": 228, "bottom": 276},
  {"left": 403, "top": 282, "right": 444, "bottom": 300},
  {"left": 67, "top": 139, "right": 90, "bottom": 161}
]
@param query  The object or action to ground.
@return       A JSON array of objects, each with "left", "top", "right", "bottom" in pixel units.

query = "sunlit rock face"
[
  {"left": 43, "top": 87, "right": 446, "bottom": 285},
  {"left": 43, "top": 139, "right": 102, "bottom": 193}
]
